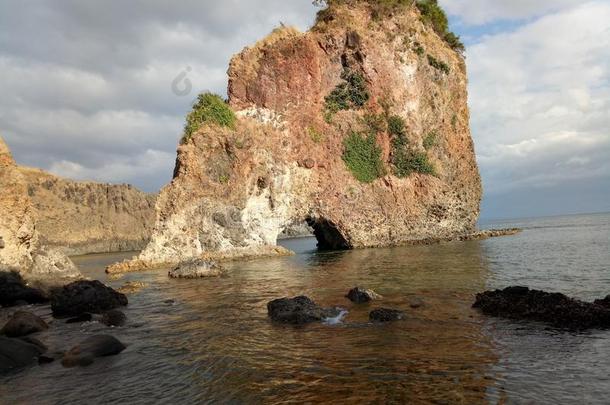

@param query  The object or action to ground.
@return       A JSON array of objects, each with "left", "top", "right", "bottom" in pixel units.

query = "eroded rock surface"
[
  {"left": 109, "top": 2, "right": 483, "bottom": 273},
  {"left": 473, "top": 287, "right": 610, "bottom": 330},
  {"left": 0, "top": 136, "right": 80, "bottom": 284},
  {"left": 168, "top": 260, "right": 224, "bottom": 279}
]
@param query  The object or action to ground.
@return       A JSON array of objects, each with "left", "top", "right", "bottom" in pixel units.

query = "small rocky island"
[{"left": 108, "top": 0, "right": 517, "bottom": 274}]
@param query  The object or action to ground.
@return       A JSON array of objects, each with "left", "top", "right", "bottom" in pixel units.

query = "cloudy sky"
[{"left": 1, "top": 1, "right": 608, "bottom": 220}]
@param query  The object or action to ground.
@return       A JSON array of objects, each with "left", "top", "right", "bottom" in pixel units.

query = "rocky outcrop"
[
  {"left": 1, "top": 311, "right": 48, "bottom": 337},
  {"left": 0, "top": 136, "right": 80, "bottom": 284},
  {"left": 19, "top": 166, "right": 156, "bottom": 256},
  {"left": 109, "top": 1, "right": 483, "bottom": 273},
  {"left": 168, "top": 260, "right": 224, "bottom": 279},
  {"left": 473, "top": 287, "right": 610, "bottom": 330},
  {"left": 346, "top": 287, "right": 382, "bottom": 303},
  {"left": 0, "top": 336, "right": 48, "bottom": 373}
]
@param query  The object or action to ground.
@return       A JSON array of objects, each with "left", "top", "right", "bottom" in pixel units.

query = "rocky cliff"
[
  {"left": 0, "top": 137, "right": 80, "bottom": 284},
  {"left": 19, "top": 167, "right": 156, "bottom": 256},
  {"left": 109, "top": 1, "right": 482, "bottom": 273}
]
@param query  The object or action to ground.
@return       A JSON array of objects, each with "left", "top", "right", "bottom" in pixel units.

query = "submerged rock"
[
  {"left": 369, "top": 308, "right": 405, "bottom": 322},
  {"left": 0, "top": 336, "right": 47, "bottom": 374},
  {"left": 345, "top": 287, "right": 382, "bottom": 303},
  {"left": 117, "top": 281, "right": 146, "bottom": 295},
  {"left": 100, "top": 310, "right": 127, "bottom": 327},
  {"left": 1, "top": 311, "right": 48, "bottom": 337},
  {"left": 66, "top": 313, "right": 93, "bottom": 324},
  {"left": 51, "top": 280, "right": 128, "bottom": 318},
  {"left": 168, "top": 261, "right": 223, "bottom": 279},
  {"left": 0, "top": 271, "right": 48, "bottom": 307},
  {"left": 61, "top": 335, "right": 126, "bottom": 368},
  {"left": 409, "top": 298, "right": 424, "bottom": 309},
  {"left": 267, "top": 296, "right": 341, "bottom": 325},
  {"left": 473, "top": 287, "right": 610, "bottom": 329}
]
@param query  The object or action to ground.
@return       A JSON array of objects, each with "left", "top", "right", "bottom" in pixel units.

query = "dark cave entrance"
[{"left": 305, "top": 216, "right": 351, "bottom": 251}]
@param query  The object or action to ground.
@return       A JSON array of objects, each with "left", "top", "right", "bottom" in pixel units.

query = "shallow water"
[{"left": 1, "top": 213, "right": 609, "bottom": 404}]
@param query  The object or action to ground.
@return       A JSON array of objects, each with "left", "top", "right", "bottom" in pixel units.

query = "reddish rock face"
[{"left": 109, "top": 2, "right": 482, "bottom": 273}]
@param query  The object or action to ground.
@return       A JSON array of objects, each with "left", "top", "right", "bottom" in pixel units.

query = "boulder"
[
  {"left": 61, "top": 335, "right": 126, "bottom": 368},
  {"left": 594, "top": 295, "right": 610, "bottom": 309},
  {"left": 345, "top": 287, "right": 381, "bottom": 303},
  {"left": 473, "top": 287, "right": 610, "bottom": 329},
  {"left": 267, "top": 296, "right": 341, "bottom": 325},
  {"left": 51, "top": 280, "right": 128, "bottom": 318},
  {"left": 0, "top": 336, "right": 46, "bottom": 373},
  {"left": 1, "top": 311, "right": 48, "bottom": 337},
  {"left": 409, "top": 298, "right": 424, "bottom": 309},
  {"left": 0, "top": 271, "right": 48, "bottom": 307},
  {"left": 369, "top": 308, "right": 405, "bottom": 322},
  {"left": 100, "top": 310, "right": 126, "bottom": 327},
  {"left": 168, "top": 261, "right": 223, "bottom": 279}
]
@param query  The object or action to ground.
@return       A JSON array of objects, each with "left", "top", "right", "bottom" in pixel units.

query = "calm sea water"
[{"left": 1, "top": 213, "right": 609, "bottom": 404}]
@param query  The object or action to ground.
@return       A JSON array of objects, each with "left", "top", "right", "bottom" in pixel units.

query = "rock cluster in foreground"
[{"left": 473, "top": 286, "right": 610, "bottom": 329}]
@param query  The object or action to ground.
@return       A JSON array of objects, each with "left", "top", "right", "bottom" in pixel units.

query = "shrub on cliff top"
[
  {"left": 183, "top": 93, "right": 236, "bottom": 143},
  {"left": 342, "top": 131, "right": 385, "bottom": 183}
]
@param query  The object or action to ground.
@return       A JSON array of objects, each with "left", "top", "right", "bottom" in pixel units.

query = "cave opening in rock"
[{"left": 305, "top": 216, "right": 351, "bottom": 251}]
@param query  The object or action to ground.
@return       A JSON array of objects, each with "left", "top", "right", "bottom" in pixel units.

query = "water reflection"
[{"left": 0, "top": 238, "right": 497, "bottom": 404}]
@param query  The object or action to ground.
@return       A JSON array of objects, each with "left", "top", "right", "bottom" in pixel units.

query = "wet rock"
[
  {"left": 168, "top": 261, "right": 223, "bottom": 279},
  {"left": 473, "top": 287, "right": 610, "bottom": 329},
  {"left": 1, "top": 311, "right": 48, "bottom": 337},
  {"left": 66, "top": 313, "right": 93, "bottom": 324},
  {"left": 345, "top": 287, "right": 382, "bottom": 303},
  {"left": 267, "top": 296, "right": 341, "bottom": 325},
  {"left": 100, "top": 310, "right": 126, "bottom": 327},
  {"left": 117, "top": 281, "right": 146, "bottom": 295},
  {"left": 0, "top": 336, "right": 47, "bottom": 374},
  {"left": 369, "top": 308, "right": 405, "bottom": 322},
  {"left": 51, "top": 280, "right": 128, "bottom": 318},
  {"left": 0, "top": 271, "right": 48, "bottom": 307},
  {"left": 61, "top": 335, "right": 126, "bottom": 368},
  {"left": 594, "top": 295, "right": 610, "bottom": 309},
  {"left": 163, "top": 299, "right": 175, "bottom": 305},
  {"left": 409, "top": 298, "right": 424, "bottom": 309}
]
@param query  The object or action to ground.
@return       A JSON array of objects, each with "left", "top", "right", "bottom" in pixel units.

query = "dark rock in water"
[
  {"left": 345, "top": 287, "right": 381, "bottom": 303},
  {"left": 51, "top": 280, "right": 128, "bottom": 318},
  {"left": 409, "top": 298, "right": 424, "bottom": 309},
  {"left": 0, "top": 271, "right": 48, "bottom": 307},
  {"left": 38, "top": 355, "right": 55, "bottom": 365},
  {"left": 163, "top": 299, "right": 175, "bottom": 305},
  {"left": 594, "top": 295, "right": 610, "bottom": 309},
  {"left": 61, "top": 335, "right": 126, "bottom": 368},
  {"left": 267, "top": 296, "right": 340, "bottom": 325},
  {"left": 100, "top": 310, "right": 126, "bottom": 327},
  {"left": 168, "top": 260, "right": 224, "bottom": 279},
  {"left": 1, "top": 311, "right": 48, "bottom": 337},
  {"left": 0, "top": 336, "right": 47, "bottom": 374},
  {"left": 369, "top": 308, "right": 405, "bottom": 322},
  {"left": 473, "top": 287, "right": 610, "bottom": 329},
  {"left": 66, "top": 313, "right": 93, "bottom": 324}
]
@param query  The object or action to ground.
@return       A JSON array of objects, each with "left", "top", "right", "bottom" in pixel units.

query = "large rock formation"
[
  {"left": 19, "top": 167, "right": 156, "bottom": 256},
  {"left": 109, "top": 1, "right": 482, "bottom": 273},
  {"left": 0, "top": 136, "right": 80, "bottom": 284}
]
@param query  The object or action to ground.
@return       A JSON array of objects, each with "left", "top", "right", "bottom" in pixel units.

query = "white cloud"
[
  {"left": 467, "top": 2, "right": 610, "bottom": 198},
  {"left": 440, "top": 0, "right": 586, "bottom": 25}
]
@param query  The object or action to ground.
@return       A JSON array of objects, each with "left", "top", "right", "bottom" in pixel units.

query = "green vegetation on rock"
[
  {"left": 392, "top": 149, "right": 435, "bottom": 177},
  {"left": 342, "top": 131, "right": 385, "bottom": 183},
  {"left": 423, "top": 132, "right": 437, "bottom": 149},
  {"left": 308, "top": 126, "right": 324, "bottom": 143},
  {"left": 427, "top": 54, "right": 450, "bottom": 74},
  {"left": 325, "top": 68, "right": 370, "bottom": 116},
  {"left": 183, "top": 93, "right": 236, "bottom": 143}
]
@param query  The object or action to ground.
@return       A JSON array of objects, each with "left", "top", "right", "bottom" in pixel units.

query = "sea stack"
[{"left": 108, "top": 1, "right": 481, "bottom": 273}]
